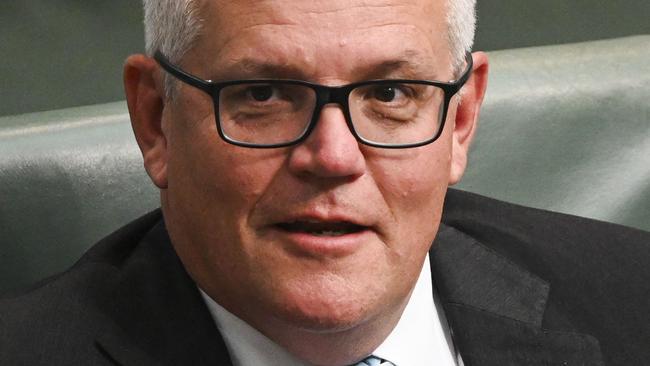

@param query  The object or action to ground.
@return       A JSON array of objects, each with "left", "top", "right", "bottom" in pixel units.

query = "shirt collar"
[
  {"left": 372, "top": 254, "right": 458, "bottom": 366},
  {"left": 200, "top": 254, "right": 457, "bottom": 366}
]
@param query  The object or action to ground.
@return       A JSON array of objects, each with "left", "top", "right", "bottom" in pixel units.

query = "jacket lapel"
[
  {"left": 94, "top": 325, "right": 162, "bottom": 366},
  {"left": 93, "top": 219, "right": 233, "bottom": 366},
  {"left": 431, "top": 224, "right": 604, "bottom": 366}
]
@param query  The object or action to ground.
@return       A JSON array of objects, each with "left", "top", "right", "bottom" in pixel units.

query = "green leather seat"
[
  {"left": 457, "top": 35, "right": 650, "bottom": 232},
  {"left": 0, "top": 103, "right": 158, "bottom": 293},
  {"left": 3, "top": 1, "right": 649, "bottom": 116},
  {"left": 1, "top": 36, "right": 648, "bottom": 294}
]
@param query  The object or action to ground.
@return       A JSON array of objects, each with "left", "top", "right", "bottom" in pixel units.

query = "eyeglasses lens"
[{"left": 218, "top": 82, "right": 445, "bottom": 146}]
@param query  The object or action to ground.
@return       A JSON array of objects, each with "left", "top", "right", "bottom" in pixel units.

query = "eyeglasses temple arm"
[
  {"left": 153, "top": 50, "right": 214, "bottom": 93},
  {"left": 451, "top": 51, "right": 474, "bottom": 91}
]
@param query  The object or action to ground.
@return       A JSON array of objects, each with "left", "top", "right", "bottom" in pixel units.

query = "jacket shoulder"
[
  {"left": 441, "top": 189, "right": 650, "bottom": 268},
  {"left": 441, "top": 189, "right": 650, "bottom": 363},
  {"left": 0, "top": 209, "right": 163, "bottom": 364}
]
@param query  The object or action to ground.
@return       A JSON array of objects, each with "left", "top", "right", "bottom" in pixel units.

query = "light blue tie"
[{"left": 353, "top": 355, "right": 395, "bottom": 366}]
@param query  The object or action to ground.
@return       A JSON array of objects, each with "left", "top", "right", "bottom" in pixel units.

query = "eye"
[
  {"left": 374, "top": 86, "right": 396, "bottom": 102},
  {"left": 370, "top": 85, "right": 409, "bottom": 103},
  {"left": 248, "top": 85, "right": 275, "bottom": 102}
]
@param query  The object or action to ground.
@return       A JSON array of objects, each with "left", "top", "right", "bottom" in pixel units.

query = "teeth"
[
  {"left": 311, "top": 230, "right": 348, "bottom": 237},
  {"left": 276, "top": 221, "right": 363, "bottom": 236}
]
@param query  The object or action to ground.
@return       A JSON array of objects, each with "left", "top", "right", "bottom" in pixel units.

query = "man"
[{"left": 1, "top": 0, "right": 648, "bottom": 365}]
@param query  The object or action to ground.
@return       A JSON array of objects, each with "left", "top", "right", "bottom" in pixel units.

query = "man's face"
[{"left": 155, "top": 0, "right": 475, "bottom": 338}]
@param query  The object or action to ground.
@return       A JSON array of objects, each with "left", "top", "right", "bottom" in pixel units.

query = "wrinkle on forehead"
[
  {"left": 201, "top": 0, "right": 441, "bottom": 36},
  {"left": 208, "top": 49, "right": 445, "bottom": 83},
  {"left": 250, "top": 1, "right": 431, "bottom": 29},
  {"left": 189, "top": 0, "right": 451, "bottom": 82},
  {"left": 216, "top": 0, "right": 424, "bottom": 17}
]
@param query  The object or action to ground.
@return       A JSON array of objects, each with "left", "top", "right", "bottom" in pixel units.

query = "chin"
[
  {"left": 280, "top": 299, "right": 371, "bottom": 333},
  {"left": 266, "top": 276, "right": 384, "bottom": 333}
]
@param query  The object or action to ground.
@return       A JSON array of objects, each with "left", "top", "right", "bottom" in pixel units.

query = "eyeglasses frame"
[{"left": 154, "top": 50, "right": 473, "bottom": 149}]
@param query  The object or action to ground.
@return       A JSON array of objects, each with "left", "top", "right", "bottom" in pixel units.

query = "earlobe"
[
  {"left": 124, "top": 54, "right": 169, "bottom": 189},
  {"left": 449, "top": 51, "right": 489, "bottom": 185}
]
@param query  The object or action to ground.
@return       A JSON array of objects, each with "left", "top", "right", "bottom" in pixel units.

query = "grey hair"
[
  {"left": 446, "top": 0, "right": 477, "bottom": 75},
  {"left": 143, "top": 0, "right": 203, "bottom": 98},
  {"left": 142, "top": 0, "right": 476, "bottom": 96}
]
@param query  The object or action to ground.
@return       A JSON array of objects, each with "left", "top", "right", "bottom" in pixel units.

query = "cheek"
[
  {"left": 369, "top": 143, "right": 452, "bottom": 251},
  {"left": 169, "top": 145, "right": 283, "bottom": 234},
  {"left": 163, "top": 98, "right": 287, "bottom": 252},
  {"left": 373, "top": 144, "right": 451, "bottom": 209},
  {"left": 163, "top": 108, "right": 289, "bottom": 293},
  {"left": 166, "top": 97, "right": 277, "bottom": 212}
]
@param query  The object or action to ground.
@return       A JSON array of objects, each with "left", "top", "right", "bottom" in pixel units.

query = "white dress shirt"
[{"left": 200, "top": 254, "right": 462, "bottom": 366}]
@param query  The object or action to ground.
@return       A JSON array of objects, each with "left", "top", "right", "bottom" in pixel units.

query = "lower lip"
[{"left": 268, "top": 227, "right": 371, "bottom": 258}]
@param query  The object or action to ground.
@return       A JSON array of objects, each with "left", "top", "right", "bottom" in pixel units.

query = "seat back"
[
  {"left": 0, "top": 103, "right": 158, "bottom": 293},
  {"left": 457, "top": 35, "right": 650, "bottom": 232}
]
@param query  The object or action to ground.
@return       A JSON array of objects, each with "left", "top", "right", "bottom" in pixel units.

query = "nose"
[{"left": 287, "top": 104, "right": 366, "bottom": 179}]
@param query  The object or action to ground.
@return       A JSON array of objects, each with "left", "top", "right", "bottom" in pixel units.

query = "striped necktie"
[{"left": 353, "top": 355, "right": 396, "bottom": 366}]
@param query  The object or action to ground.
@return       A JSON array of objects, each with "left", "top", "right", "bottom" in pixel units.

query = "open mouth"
[{"left": 275, "top": 220, "right": 367, "bottom": 237}]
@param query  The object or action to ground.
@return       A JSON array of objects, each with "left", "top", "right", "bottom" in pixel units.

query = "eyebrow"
[{"left": 210, "top": 50, "right": 442, "bottom": 82}]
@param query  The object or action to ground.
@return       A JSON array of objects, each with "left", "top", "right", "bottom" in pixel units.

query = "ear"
[
  {"left": 449, "top": 51, "right": 489, "bottom": 185},
  {"left": 124, "top": 54, "right": 169, "bottom": 189}
]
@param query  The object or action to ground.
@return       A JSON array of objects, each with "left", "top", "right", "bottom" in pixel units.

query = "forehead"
[{"left": 189, "top": 0, "right": 451, "bottom": 80}]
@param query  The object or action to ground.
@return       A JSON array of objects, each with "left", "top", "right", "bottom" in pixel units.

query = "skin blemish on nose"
[{"left": 339, "top": 38, "right": 347, "bottom": 48}]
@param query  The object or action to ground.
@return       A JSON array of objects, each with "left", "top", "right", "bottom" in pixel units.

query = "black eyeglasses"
[{"left": 155, "top": 51, "right": 473, "bottom": 149}]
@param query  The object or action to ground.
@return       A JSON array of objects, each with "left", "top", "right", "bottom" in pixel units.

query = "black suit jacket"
[{"left": 1, "top": 189, "right": 649, "bottom": 365}]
